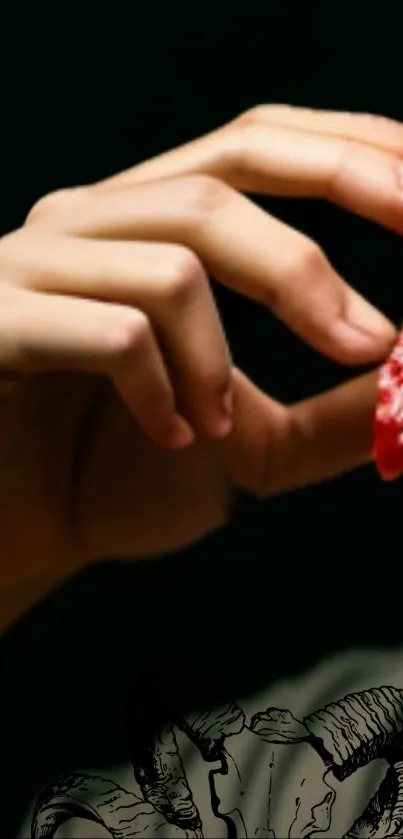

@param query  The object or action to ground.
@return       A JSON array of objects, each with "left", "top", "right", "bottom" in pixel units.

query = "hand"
[{"left": 0, "top": 105, "right": 400, "bottom": 630}]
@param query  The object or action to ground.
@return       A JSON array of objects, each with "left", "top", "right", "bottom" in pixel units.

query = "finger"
[
  {"left": 271, "top": 370, "right": 377, "bottom": 494},
  {"left": 0, "top": 287, "right": 194, "bottom": 449},
  {"left": 213, "top": 368, "right": 377, "bottom": 497},
  {"left": 91, "top": 112, "right": 403, "bottom": 236},
  {"left": 34, "top": 178, "right": 394, "bottom": 365},
  {"left": 235, "top": 105, "right": 403, "bottom": 154},
  {"left": 3, "top": 232, "right": 233, "bottom": 438}
]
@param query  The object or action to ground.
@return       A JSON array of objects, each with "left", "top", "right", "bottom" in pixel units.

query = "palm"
[
  {"left": 0, "top": 369, "right": 231, "bottom": 590},
  {"left": 0, "top": 373, "right": 99, "bottom": 580}
]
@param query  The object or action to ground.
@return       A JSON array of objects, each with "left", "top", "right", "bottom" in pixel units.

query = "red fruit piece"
[{"left": 373, "top": 332, "right": 403, "bottom": 481}]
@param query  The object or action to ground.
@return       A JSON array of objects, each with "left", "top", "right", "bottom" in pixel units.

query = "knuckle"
[
  {"left": 163, "top": 246, "right": 205, "bottom": 303},
  {"left": 265, "top": 241, "right": 328, "bottom": 313},
  {"left": 196, "top": 364, "right": 231, "bottom": 395},
  {"left": 25, "top": 187, "right": 88, "bottom": 226},
  {"left": 283, "top": 241, "right": 326, "bottom": 282},
  {"left": 0, "top": 231, "right": 21, "bottom": 268},
  {"left": 25, "top": 190, "right": 68, "bottom": 224},
  {"left": 235, "top": 103, "right": 290, "bottom": 125},
  {"left": 229, "top": 123, "right": 263, "bottom": 172},
  {"left": 238, "top": 105, "right": 267, "bottom": 125},
  {"left": 0, "top": 229, "right": 37, "bottom": 283},
  {"left": 179, "top": 174, "right": 229, "bottom": 225},
  {"left": 235, "top": 105, "right": 267, "bottom": 125},
  {"left": 105, "top": 309, "right": 151, "bottom": 361}
]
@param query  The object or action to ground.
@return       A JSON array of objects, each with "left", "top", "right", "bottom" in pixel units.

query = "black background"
[{"left": 1, "top": 9, "right": 403, "bottom": 834}]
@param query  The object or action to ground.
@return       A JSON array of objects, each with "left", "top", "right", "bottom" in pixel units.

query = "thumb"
[{"left": 213, "top": 368, "right": 377, "bottom": 497}]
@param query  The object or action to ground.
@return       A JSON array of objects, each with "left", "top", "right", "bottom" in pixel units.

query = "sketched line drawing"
[{"left": 30, "top": 687, "right": 403, "bottom": 838}]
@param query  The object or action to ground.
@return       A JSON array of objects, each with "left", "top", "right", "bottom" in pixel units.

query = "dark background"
[{"left": 1, "top": 9, "right": 403, "bottom": 833}]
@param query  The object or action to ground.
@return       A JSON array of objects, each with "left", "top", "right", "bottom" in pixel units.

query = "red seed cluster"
[{"left": 374, "top": 332, "right": 403, "bottom": 481}]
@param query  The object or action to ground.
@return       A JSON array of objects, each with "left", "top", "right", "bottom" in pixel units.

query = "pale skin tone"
[{"left": 1, "top": 104, "right": 402, "bottom": 632}]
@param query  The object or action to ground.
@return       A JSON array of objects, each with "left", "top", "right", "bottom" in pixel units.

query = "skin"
[{"left": 1, "top": 104, "right": 402, "bottom": 633}]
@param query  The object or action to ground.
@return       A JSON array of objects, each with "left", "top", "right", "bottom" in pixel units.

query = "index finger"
[{"left": 30, "top": 177, "right": 395, "bottom": 365}]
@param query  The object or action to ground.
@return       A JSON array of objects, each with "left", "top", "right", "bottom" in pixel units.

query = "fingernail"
[
  {"left": 346, "top": 294, "right": 396, "bottom": 344},
  {"left": 211, "top": 387, "right": 234, "bottom": 439},
  {"left": 222, "top": 387, "right": 233, "bottom": 417},
  {"left": 163, "top": 414, "right": 195, "bottom": 449},
  {"left": 335, "top": 318, "right": 395, "bottom": 360}
]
